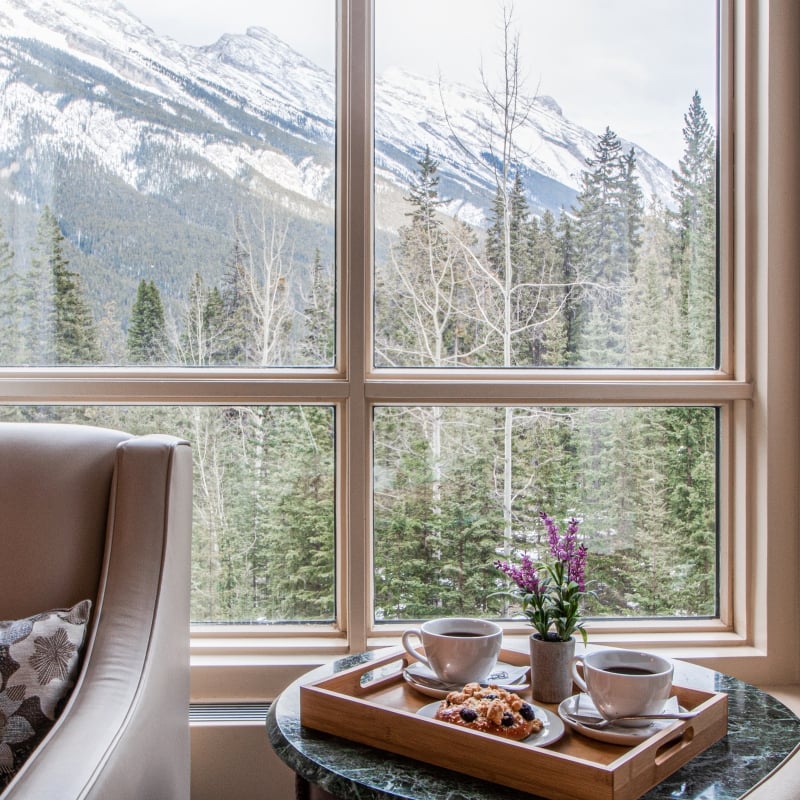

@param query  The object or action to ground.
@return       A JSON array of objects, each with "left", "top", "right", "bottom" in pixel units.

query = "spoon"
[
  {"left": 566, "top": 710, "right": 699, "bottom": 729},
  {"left": 404, "top": 667, "right": 529, "bottom": 693}
]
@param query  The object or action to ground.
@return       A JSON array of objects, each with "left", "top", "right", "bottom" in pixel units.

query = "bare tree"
[{"left": 239, "top": 199, "right": 297, "bottom": 366}]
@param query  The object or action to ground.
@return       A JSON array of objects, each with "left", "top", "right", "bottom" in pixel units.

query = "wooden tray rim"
[{"left": 299, "top": 646, "right": 728, "bottom": 800}]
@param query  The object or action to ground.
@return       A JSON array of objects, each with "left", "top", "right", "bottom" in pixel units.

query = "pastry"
[{"left": 434, "top": 682, "right": 542, "bottom": 740}]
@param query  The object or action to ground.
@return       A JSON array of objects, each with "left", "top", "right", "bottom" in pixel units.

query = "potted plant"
[{"left": 494, "top": 511, "right": 590, "bottom": 703}]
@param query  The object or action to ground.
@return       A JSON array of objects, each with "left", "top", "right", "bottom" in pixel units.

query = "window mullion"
[{"left": 339, "top": 0, "right": 373, "bottom": 651}]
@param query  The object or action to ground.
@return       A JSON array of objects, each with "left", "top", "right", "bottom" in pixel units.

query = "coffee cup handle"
[
  {"left": 571, "top": 654, "right": 589, "bottom": 693},
  {"left": 402, "top": 628, "right": 432, "bottom": 670}
]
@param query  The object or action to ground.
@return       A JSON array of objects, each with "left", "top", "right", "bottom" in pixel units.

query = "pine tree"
[
  {"left": 218, "top": 215, "right": 257, "bottom": 365},
  {"left": 301, "top": 248, "right": 334, "bottom": 365},
  {"left": 671, "top": 91, "right": 716, "bottom": 365},
  {"left": 204, "top": 286, "right": 226, "bottom": 363},
  {"left": 127, "top": 279, "right": 167, "bottom": 364},
  {"left": 519, "top": 209, "right": 568, "bottom": 366},
  {"left": 249, "top": 406, "right": 335, "bottom": 620},
  {"left": 621, "top": 147, "right": 644, "bottom": 263},
  {"left": 557, "top": 212, "right": 582, "bottom": 364},
  {"left": 572, "top": 128, "right": 640, "bottom": 365},
  {"left": 628, "top": 199, "right": 679, "bottom": 367},
  {"left": 23, "top": 213, "right": 56, "bottom": 364},
  {"left": 406, "top": 146, "right": 445, "bottom": 228},
  {"left": 27, "top": 207, "right": 101, "bottom": 365},
  {"left": 575, "top": 128, "right": 627, "bottom": 284},
  {"left": 486, "top": 172, "right": 529, "bottom": 282},
  {"left": 374, "top": 147, "right": 464, "bottom": 367},
  {"left": 0, "top": 221, "right": 19, "bottom": 364}
]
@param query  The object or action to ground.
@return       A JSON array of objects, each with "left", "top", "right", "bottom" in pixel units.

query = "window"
[
  {"left": 370, "top": 0, "right": 723, "bottom": 626},
  {"left": 1, "top": 0, "right": 798, "bottom": 693}
]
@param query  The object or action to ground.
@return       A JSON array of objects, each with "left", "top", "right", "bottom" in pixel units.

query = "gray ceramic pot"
[{"left": 529, "top": 633, "right": 575, "bottom": 704}]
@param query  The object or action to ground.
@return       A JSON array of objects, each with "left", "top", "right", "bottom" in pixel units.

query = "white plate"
[
  {"left": 558, "top": 693, "right": 685, "bottom": 746},
  {"left": 417, "top": 700, "right": 565, "bottom": 747},
  {"left": 403, "top": 662, "right": 530, "bottom": 699}
]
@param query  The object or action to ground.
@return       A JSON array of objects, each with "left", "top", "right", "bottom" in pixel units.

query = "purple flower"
[
  {"left": 539, "top": 511, "right": 587, "bottom": 591},
  {"left": 494, "top": 553, "right": 542, "bottom": 596},
  {"left": 494, "top": 510, "right": 590, "bottom": 643}
]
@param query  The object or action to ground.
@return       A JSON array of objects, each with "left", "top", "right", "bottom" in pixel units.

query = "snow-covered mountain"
[
  {"left": 0, "top": 0, "right": 337, "bottom": 208},
  {"left": 0, "top": 0, "right": 680, "bottom": 324},
  {"left": 0, "top": 0, "right": 673, "bottom": 229},
  {"left": 375, "top": 67, "right": 673, "bottom": 226}
]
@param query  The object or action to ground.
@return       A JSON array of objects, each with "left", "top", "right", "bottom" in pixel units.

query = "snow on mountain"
[
  {"left": 0, "top": 0, "right": 336, "bottom": 210},
  {"left": 375, "top": 65, "right": 673, "bottom": 221},
  {"left": 0, "top": 0, "right": 675, "bottom": 230}
]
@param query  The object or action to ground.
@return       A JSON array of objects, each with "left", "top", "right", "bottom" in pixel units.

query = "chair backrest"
[{"left": 0, "top": 422, "right": 131, "bottom": 619}]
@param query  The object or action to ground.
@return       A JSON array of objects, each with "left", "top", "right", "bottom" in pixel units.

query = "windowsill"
[{"left": 190, "top": 631, "right": 777, "bottom": 703}]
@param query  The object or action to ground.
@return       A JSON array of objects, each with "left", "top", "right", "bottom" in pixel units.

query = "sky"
[{"left": 121, "top": 0, "right": 718, "bottom": 170}]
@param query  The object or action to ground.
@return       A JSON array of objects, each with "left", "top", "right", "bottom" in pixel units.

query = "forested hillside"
[
  {"left": 0, "top": 1, "right": 716, "bottom": 624},
  {"left": 0, "top": 85, "right": 716, "bottom": 622}
]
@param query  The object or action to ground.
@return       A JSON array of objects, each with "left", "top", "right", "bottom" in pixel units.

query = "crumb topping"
[{"left": 434, "top": 683, "right": 542, "bottom": 740}]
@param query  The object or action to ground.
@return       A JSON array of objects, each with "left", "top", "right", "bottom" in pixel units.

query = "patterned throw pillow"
[{"left": 0, "top": 600, "right": 92, "bottom": 789}]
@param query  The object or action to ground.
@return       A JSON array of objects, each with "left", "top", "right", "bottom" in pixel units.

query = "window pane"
[
  {"left": 373, "top": 406, "right": 717, "bottom": 621},
  {"left": 0, "top": 2, "right": 335, "bottom": 367},
  {"left": 374, "top": 1, "right": 718, "bottom": 369},
  {"left": 0, "top": 405, "right": 336, "bottom": 624}
]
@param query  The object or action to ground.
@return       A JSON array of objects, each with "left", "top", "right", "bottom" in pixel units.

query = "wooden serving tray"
[{"left": 300, "top": 647, "right": 728, "bottom": 800}]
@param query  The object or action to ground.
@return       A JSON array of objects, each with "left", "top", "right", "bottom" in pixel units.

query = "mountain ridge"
[
  {"left": 1, "top": 0, "right": 674, "bottom": 223},
  {"left": 0, "top": 0, "right": 678, "bottom": 326}
]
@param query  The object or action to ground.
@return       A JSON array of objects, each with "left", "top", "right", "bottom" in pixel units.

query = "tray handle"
[
  {"left": 322, "top": 648, "right": 412, "bottom": 697},
  {"left": 653, "top": 724, "right": 696, "bottom": 769}
]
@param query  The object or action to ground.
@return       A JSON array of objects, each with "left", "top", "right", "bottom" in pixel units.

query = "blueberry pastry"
[{"left": 433, "top": 683, "right": 542, "bottom": 740}]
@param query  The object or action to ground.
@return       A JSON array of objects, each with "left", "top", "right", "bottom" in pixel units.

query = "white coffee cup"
[
  {"left": 401, "top": 617, "right": 503, "bottom": 684},
  {"left": 571, "top": 648, "right": 674, "bottom": 727}
]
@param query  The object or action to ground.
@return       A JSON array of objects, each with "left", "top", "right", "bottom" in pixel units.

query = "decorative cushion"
[{"left": 0, "top": 600, "right": 91, "bottom": 788}]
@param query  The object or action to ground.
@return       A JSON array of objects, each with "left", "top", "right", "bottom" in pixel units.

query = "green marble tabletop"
[{"left": 267, "top": 647, "right": 800, "bottom": 800}]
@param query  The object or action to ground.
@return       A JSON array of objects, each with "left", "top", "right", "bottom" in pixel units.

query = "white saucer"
[
  {"left": 558, "top": 693, "right": 685, "bottom": 746},
  {"left": 403, "top": 662, "right": 530, "bottom": 699},
  {"left": 417, "top": 700, "right": 565, "bottom": 747}
]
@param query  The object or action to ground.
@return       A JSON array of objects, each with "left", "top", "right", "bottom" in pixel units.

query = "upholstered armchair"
[{"left": 0, "top": 422, "right": 191, "bottom": 799}]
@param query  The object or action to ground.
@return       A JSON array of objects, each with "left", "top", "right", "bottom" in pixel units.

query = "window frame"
[{"left": 1, "top": 0, "right": 798, "bottom": 702}]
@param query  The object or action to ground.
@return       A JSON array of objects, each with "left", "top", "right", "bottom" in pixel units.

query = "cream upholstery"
[{"left": 0, "top": 422, "right": 191, "bottom": 799}]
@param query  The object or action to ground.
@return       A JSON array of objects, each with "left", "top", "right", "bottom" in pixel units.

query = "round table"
[{"left": 267, "top": 647, "right": 800, "bottom": 800}]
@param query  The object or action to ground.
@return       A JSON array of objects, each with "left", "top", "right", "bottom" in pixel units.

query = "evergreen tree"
[
  {"left": 28, "top": 207, "right": 101, "bottom": 365},
  {"left": 621, "top": 147, "right": 644, "bottom": 262},
  {"left": 572, "top": 128, "right": 640, "bottom": 365},
  {"left": 204, "top": 286, "right": 226, "bottom": 363},
  {"left": 671, "top": 91, "right": 717, "bottom": 365},
  {"left": 521, "top": 209, "right": 569, "bottom": 366},
  {"left": 575, "top": 128, "right": 627, "bottom": 283},
  {"left": 407, "top": 146, "right": 445, "bottom": 228},
  {"left": 486, "top": 171, "right": 529, "bottom": 283},
  {"left": 374, "top": 147, "right": 465, "bottom": 367},
  {"left": 0, "top": 221, "right": 19, "bottom": 364},
  {"left": 557, "top": 212, "right": 582, "bottom": 364},
  {"left": 23, "top": 213, "right": 56, "bottom": 364},
  {"left": 628, "top": 200, "right": 679, "bottom": 367},
  {"left": 218, "top": 215, "right": 257, "bottom": 365},
  {"left": 252, "top": 406, "right": 335, "bottom": 620},
  {"left": 301, "top": 248, "right": 334, "bottom": 365},
  {"left": 127, "top": 279, "right": 167, "bottom": 364}
]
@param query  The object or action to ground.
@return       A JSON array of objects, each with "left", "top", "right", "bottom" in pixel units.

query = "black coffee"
[
  {"left": 442, "top": 631, "right": 483, "bottom": 637},
  {"left": 603, "top": 666, "right": 656, "bottom": 676}
]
